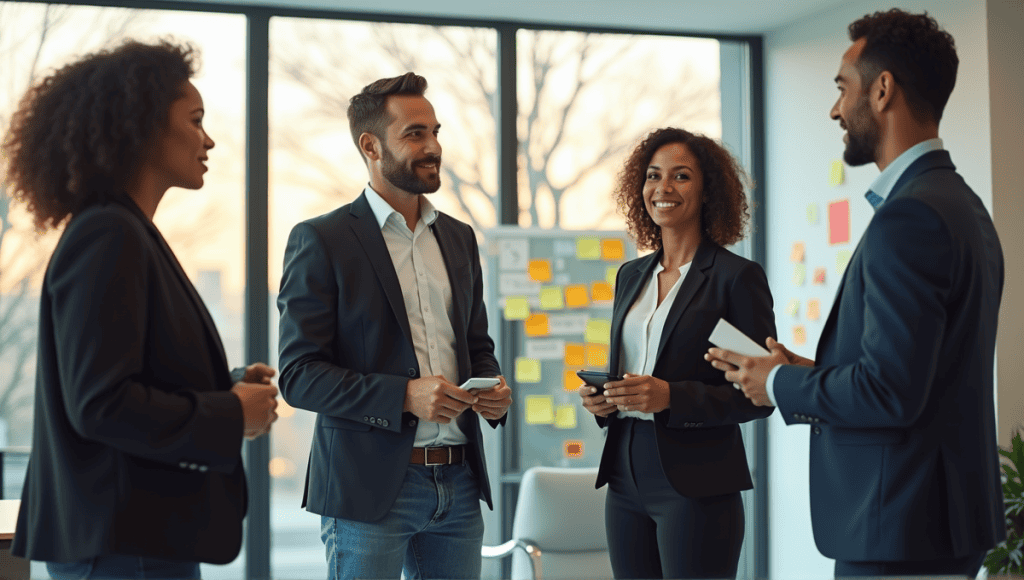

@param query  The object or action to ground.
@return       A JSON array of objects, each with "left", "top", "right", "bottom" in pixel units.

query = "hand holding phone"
[
  {"left": 459, "top": 377, "right": 500, "bottom": 392},
  {"left": 575, "top": 370, "right": 623, "bottom": 395}
]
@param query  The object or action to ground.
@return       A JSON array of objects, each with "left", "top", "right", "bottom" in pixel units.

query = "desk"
[{"left": 1, "top": 500, "right": 28, "bottom": 580}]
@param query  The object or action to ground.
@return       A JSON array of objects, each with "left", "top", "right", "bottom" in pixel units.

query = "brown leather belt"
[{"left": 410, "top": 445, "right": 465, "bottom": 465}]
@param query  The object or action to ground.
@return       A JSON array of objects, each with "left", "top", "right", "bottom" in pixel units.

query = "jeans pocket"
[{"left": 46, "top": 558, "right": 95, "bottom": 580}]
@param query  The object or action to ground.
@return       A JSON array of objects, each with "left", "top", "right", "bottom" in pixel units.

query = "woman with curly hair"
[
  {"left": 578, "top": 127, "right": 777, "bottom": 579},
  {"left": 3, "top": 39, "right": 280, "bottom": 579}
]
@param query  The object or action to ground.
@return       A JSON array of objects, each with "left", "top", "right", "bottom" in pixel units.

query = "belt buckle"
[{"left": 424, "top": 446, "right": 451, "bottom": 466}]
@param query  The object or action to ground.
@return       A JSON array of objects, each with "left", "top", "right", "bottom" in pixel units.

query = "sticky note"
[
  {"left": 576, "top": 236, "right": 601, "bottom": 260},
  {"left": 793, "top": 325, "right": 807, "bottom": 346},
  {"left": 828, "top": 199, "right": 851, "bottom": 245},
  {"left": 585, "top": 318, "right": 612, "bottom": 345},
  {"left": 565, "top": 285, "right": 590, "bottom": 308},
  {"left": 829, "top": 159, "right": 845, "bottom": 186},
  {"left": 601, "top": 238, "right": 625, "bottom": 261},
  {"left": 807, "top": 299, "right": 821, "bottom": 321},
  {"left": 586, "top": 343, "right": 609, "bottom": 367},
  {"left": 836, "top": 250, "right": 852, "bottom": 273},
  {"left": 791, "top": 242, "right": 805, "bottom": 263},
  {"left": 793, "top": 264, "right": 806, "bottom": 286},
  {"left": 591, "top": 281, "right": 614, "bottom": 302},
  {"left": 499, "top": 239, "right": 529, "bottom": 271},
  {"left": 515, "top": 358, "right": 541, "bottom": 383},
  {"left": 813, "top": 267, "right": 827, "bottom": 285},
  {"left": 539, "top": 286, "right": 565, "bottom": 310},
  {"left": 525, "top": 338, "right": 566, "bottom": 360},
  {"left": 528, "top": 259, "right": 552, "bottom": 282},
  {"left": 785, "top": 299, "right": 800, "bottom": 317},
  {"left": 606, "top": 266, "right": 618, "bottom": 288},
  {"left": 807, "top": 204, "right": 819, "bottom": 225},
  {"left": 524, "top": 313, "right": 550, "bottom": 336},
  {"left": 564, "top": 343, "right": 586, "bottom": 367},
  {"left": 555, "top": 405, "right": 578, "bottom": 429},
  {"left": 525, "top": 395, "right": 555, "bottom": 424},
  {"left": 553, "top": 239, "right": 576, "bottom": 257},
  {"left": 504, "top": 296, "right": 529, "bottom": 320},
  {"left": 564, "top": 440, "right": 584, "bottom": 458},
  {"left": 564, "top": 369, "right": 582, "bottom": 392}
]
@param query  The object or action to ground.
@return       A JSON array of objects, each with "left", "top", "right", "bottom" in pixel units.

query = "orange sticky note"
[
  {"left": 586, "top": 343, "right": 609, "bottom": 367},
  {"left": 591, "top": 281, "right": 614, "bottom": 302},
  {"left": 791, "top": 242, "right": 805, "bottom": 263},
  {"left": 565, "top": 285, "right": 590, "bottom": 308},
  {"left": 564, "top": 343, "right": 586, "bottom": 367},
  {"left": 564, "top": 369, "right": 583, "bottom": 392},
  {"left": 528, "top": 259, "right": 552, "bottom": 282},
  {"left": 524, "top": 313, "right": 550, "bottom": 336},
  {"left": 601, "top": 238, "right": 625, "bottom": 261},
  {"left": 807, "top": 299, "right": 821, "bottom": 321},
  {"left": 564, "top": 440, "right": 584, "bottom": 458},
  {"left": 793, "top": 325, "right": 807, "bottom": 345}
]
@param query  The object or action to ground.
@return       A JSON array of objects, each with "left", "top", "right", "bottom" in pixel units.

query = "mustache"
[{"left": 414, "top": 154, "right": 442, "bottom": 166}]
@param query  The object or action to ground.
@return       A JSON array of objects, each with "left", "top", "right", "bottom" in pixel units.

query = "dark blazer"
[
  {"left": 12, "top": 195, "right": 247, "bottom": 564},
  {"left": 595, "top": 238, "right": 776, "bottom": 497},
  {"left": 277, "top": 192, "right": 503, "bottom": 523},
  {"left": 773, "top": 150, "right": 1006, "bottom": 561}
]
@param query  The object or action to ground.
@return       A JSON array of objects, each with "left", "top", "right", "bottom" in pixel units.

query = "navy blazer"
[
  {"left": 276, "top": 193, "right": 503, "bottom": 523},
  {"left": 12, "top": 195, "right": 247, "bottom": 564},
  {"left": 774, "top": 150, "right": 1006, "bottom": 561},
  {"left": 595, "top": 238, "right": 776, "bottom": 497}
]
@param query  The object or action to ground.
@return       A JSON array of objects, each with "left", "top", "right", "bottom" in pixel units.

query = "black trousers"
[
  {"left": 605, "top": 418, "right": 744, "bottom": 579},
  {"left": 834, "top": 552, "right": 987, "bottom": 578}
]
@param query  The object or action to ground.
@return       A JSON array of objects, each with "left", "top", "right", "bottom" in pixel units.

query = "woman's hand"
[
  {"left": 577, "top": 385, "right": 617, "bottom": 417},
  {"left": 602, "top": 374, "right": 671, "bottom": 414}
]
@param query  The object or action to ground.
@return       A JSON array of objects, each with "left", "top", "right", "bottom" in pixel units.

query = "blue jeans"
[
  {"left": 321, "top": 463, "right": 484, "bottom": 580},
  {"left": 46, "top": 555, "right": 200, "bottom": 580}
]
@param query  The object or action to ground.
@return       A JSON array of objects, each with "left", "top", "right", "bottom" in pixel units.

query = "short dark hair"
[
  {"left": 2, "top": 39, "right": 197, "bottom": 232},
  {"left": 614, "top": 127, "right": 751, "bottom": 251},
  {"left": 347, "top": 72, "right": 428, "bottom": 156},
  {"left": 849, "top": 9, "right": 958, "bottom": 123}
]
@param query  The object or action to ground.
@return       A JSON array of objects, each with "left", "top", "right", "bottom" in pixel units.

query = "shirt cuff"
[{"left": 765, "top": 364, "right": 783, "bottom": 407}]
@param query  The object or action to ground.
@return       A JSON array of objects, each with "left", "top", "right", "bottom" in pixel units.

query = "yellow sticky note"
[
  {"left": 576, "top": 236, "right": 601, "bottom": 260},
  {"left": 528, "top": 259, "right": 552, "bottom": 282},
  {"left": 591, "top": 281, "right": 614, "bottom": 302},
  {"left": 564, "top": 343, "right": 586, "bottom": 367},
  {"left": 515, "top": 358, "right": 542, "bottom": 383},
  {"left": 504, "top": 296, "right": 529, "bottom": 320},
  {"left": 793, "top": 325, "right": 807, "bottom": 346},
  {"left": 807, "top": 204, "right": 819, "bottom": 225},
  {"left": 793, "top": 264, "right": 806, "bottom": 286},
  {"left": 829, "top": 159, "right": 845, "bottom": 186},
  {"left": 836, "top": 250, "right": 852, "bottom": 274},
  {"left": 525, "top": 395, "right": 555, "bottom": 424},
  {"left": 524, "top": 313, "right": 550, "bottom": 336},
  {"left": 585, "top": 318, "right": 612, "bottom": 345},
  {"left": 807, "top": 299, "right": 821, "bottom": 321},
  {"left": 564, "top": 369, "right": 583, "bottom": 392},
  {"left": 539, "top": 286, "right": 565, "bottom": 310},
  {"left": 791, "top": 242, "right": 805, "bottom": 263},
  {"left": 586, "top": 343, "right": 609, "bottom": 367},
  {"left": 785, "top": 299, "right": 800, "bottom": 317},
  {"left": 601, "top": 238, "right": 625, "bottom": 261},
  {"left": 555, "top": 405, "right": 578, "bottom": 429},
  {"left": 565, "top": 284, "right": 590, "bottom": 308},
  {"left": 606, "top": 266, "right": 618, "bottom": 288}
]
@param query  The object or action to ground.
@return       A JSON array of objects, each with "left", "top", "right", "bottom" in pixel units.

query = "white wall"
[{"left": 763, "top": 1, "right": 993, "bottom": 577}]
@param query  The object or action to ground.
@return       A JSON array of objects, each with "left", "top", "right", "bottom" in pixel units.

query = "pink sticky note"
[{"left": 828, "top": 200, "right": 850, "bottom": 245}]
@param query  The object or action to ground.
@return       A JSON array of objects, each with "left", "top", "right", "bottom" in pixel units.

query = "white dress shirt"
[
  {"left": 362, "top": 185, "right": 467, "bottom": 447},
  {"left": 617, "top": 260, "right": 693, "bottom": 420}
]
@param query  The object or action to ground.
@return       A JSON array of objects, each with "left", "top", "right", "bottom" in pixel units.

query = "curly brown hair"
[
  {"left": 614, "top": 127, "right": 751, "bottom": 251},
  {"left": 2, "top": 39, "right": 198, "bottom": 232}
]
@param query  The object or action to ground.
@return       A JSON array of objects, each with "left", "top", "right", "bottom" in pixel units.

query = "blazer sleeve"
[
  {"left": 276, "top": 222, "right": 408, "bottom": 432},
  {"left": 461, "top": 227, "right": 506, "bottom": 428},
  {"left": 663, "top": 260, "right": 777, "bottom": 428},
  {"left": 48, "top": 210, "right": 243, "bottom": 472},
  {"left": 773, "top": 198, "right": 952, "bottom": 427}
]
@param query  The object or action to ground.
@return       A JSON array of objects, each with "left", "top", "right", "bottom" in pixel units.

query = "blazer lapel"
[
  {"left": 608, "top": 251, "right": 658, "bottom": 375},
  {"left": 655, "top": 238, "right": 714, "bottom": 363}
]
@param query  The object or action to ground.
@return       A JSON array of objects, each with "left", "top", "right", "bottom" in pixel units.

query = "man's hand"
[
  {"left": 577, "top": 385, "right": 617, "bottom": 417},
  {"left": 705, "top": 337, "right": 791, "bottom": 407},
  {"left": 768, "top": 337, "right": 815, "bottom": 367},
  {"left": 602, "top": 374, "right": 671, "bottom": 414},
  {"left": 242, "top": 362, "right": 276, "bottom": 385},
  {"left": 470, "top": 375, "right": 512, "bottom": 420},
  {"left": 404, "top": 375, "right": 477, "bottom": 424},
  {"left": 231, "top": 382, "right": 279, "bottom": 436}
]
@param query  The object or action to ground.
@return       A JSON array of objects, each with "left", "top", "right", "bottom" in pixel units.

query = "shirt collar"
[
  {"left": 362, "top": 184, "right": 440, "bottom": 231},
  {"left": 868, "top": 137, "right": 944, "bottom": 203}
]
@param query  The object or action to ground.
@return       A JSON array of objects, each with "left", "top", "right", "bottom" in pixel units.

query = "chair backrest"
[{"left": 510, "top": 466, "right": 612, "bottom": 580}]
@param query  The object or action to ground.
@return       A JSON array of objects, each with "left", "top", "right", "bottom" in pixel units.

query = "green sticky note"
[
  {"left": 606, "top": 266, "right": 618, "bottom": 288},
  {"left": 504, "top": 296, "right": 529, "bottom": 320},
  {"left": 836, "top": 249, "right": 853, "bottom": 273},
  {"left": 584, "top": 318, "right": 612, "bottom": 345},
  {"left": 576, "top": 236, "right": 601, "bottom": 260},
  {"left": 539, "top": 286, "right": 565, "bottom": 310},
  {"left": 807, "top": 204, "right": 819, "bottom": 225},
  {"left": 793, "top": 264, "right": 806, "bottom": 286},
  {"left": 785, "top": 299, "right": 801, "bottom": 317},
  {"left": 515, "top": 358, "right": 541, "bottom": 383}
]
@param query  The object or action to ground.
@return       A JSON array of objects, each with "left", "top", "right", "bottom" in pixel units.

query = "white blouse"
[{"left": 617, "top": 260, "right": 693, "bottom": 420}]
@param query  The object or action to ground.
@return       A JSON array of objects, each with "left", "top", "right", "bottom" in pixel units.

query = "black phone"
[{"left": 576, "top": 370, "right": 623, "bottom": 395}]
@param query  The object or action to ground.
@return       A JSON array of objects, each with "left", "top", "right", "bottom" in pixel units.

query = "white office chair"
[{"left": 482, "top": 466, "right": 612, "bottom": 580}]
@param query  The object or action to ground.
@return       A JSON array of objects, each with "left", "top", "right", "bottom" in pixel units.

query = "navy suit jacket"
[
  {"left": 12, "top": 195, "right": 247, "bottom": 564},
  {"left": 773, "top": 150, "right": 1006, "bottom": 561},
  {"left": 276, "top": 193, "right": 503, "bottom": 522},
  {"left": 595, "top": 238, "right": 775, "bottom": 497}
]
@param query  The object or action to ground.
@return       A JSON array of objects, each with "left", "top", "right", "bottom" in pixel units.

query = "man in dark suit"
[
  {"left": 706, "top": 9, "right": 1005, "bottom": 578},
  {"left": 277, "top": 72, "right": 512, "bottom": 580}
]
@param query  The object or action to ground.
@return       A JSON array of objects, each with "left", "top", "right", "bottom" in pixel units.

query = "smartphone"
[
  {"left": 459, "top": 377, "right": 500, "bottom": 391},
  {"left": 575, "top": 370, "right": 623, "bottom": 395}
]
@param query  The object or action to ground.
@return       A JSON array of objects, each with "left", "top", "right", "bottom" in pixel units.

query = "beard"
[
  {"left": 842, "top": 93, "right": 880, "bottom": 167},
  {"left": 381, "top": 145, "right": 441, "bottom": 194}
]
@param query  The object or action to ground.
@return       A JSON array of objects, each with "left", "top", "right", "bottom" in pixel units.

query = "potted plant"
[{"left": 984, "top": 430, "right": 1024, "bottom": 575}]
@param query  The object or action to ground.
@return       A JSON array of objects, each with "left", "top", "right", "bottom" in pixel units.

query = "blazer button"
[
  {"left": 198, "top": 465, "right": 208, "bottom": 473},
  {"left": 408, "top": 420, "right": 417, "bottom": 427},
  {"left": 813, "top": 426, "right": 822, "bottom": 435},
  {"left": 179, "top": 461, "right": 189, "bottom": 469},
  {"left": 382, "top": 419, "right": 389, "bottom": 427},
  {"left": 189, "top": 463, "right": 198, "bottom": 470},
  {"left": 376, "top": 418, "right": 383, "bottom": 425},
  {"left": 363, "top": 416, "right": 370, "bottom": 422},
  {"left": 792, "top": 413, "right": 800, "bottom": 420},
  {"left": 408, "top": 368, "right": 416, "bottom": 377}
]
